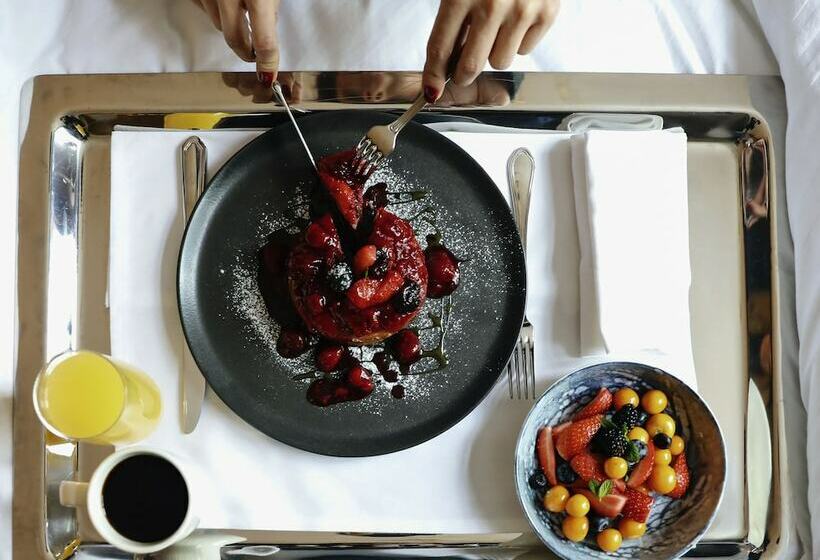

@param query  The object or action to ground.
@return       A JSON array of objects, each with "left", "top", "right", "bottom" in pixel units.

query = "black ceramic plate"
[{"left": 178, "top": 110, "right": 526, "bottom": 456}]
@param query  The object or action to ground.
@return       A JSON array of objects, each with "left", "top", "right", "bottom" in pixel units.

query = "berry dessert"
[
  {"left": 258, "top": 150, "right": 464, "bottom": 406},
  {"left": 530, "top": 387, "right": 690, "bottom": 553}
]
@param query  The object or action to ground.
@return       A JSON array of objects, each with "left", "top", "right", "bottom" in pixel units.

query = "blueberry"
[
  {"left": 653, "top": 433, "right": 672, "bottom": 450},
  {"left": 392, "top": 280, "right": 422, "bottom": 313},
  {"left": 636, "top": 411, "right": 649, "bottom": 425},
  {"left": 590, "top": 516, "right": 611, "bottom": 533},
  {"left": 556, "top": 462, "right": 577, "bottom": 484},
  {"left": 326, "top": 262, "right": 353, "bottom": 293},
  {"left": 528, "top": 472, "right": 548, "bottom": 490}
]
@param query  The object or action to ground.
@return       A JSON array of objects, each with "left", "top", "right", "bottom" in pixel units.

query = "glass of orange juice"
[{"left": 33, "top": 350, "right": 162, "bottom": 445}]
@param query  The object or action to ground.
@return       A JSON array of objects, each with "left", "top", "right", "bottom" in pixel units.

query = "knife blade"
[{"left": 180, "top": 136, "right": 208, "bottom": 434}]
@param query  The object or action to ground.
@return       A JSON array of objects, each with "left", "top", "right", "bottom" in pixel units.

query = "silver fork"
[
  {"left": 506, "top": 147, "right": 536, "bottom": 399},
  {"left": 351, "top": 90, "right": 430, "bottom": 176}
]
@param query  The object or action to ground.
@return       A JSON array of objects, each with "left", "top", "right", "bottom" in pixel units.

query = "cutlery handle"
[
  {"left": 181, "top": 136, "right": 207, "bottom": 220},
  {"left": 506, "top": 148, "right": 535, "bottom": 251},
  {"left": 389, "top": 92, "right": 429, "bottom": 135}
]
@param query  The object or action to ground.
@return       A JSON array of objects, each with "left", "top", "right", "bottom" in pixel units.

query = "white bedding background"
[{"left": 2, "top": 0, "right": 814, "bottom": 557}]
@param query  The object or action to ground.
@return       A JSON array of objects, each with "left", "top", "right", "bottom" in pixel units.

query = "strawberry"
[
  {"left": 570, "top": 451, "right": 606, "bottom": 483},
  {"left": 305, "top": 213, "right": 343, "bottom": 262},
  {"left": 555, "top": 415, "right": 602, "bottom": 460},
  {"left": 622, "top": 487, "right": 655, "bottom": 523},
  {"left": 318, "top": 152, "right": 365, "bottom": 229},
  {"left": 667, "top": 452, "right": 690, "bottom": 499},
  {"left": 347, "top": 270, "right": 404, "bottom": 309},
  {"left": 552, "top": 421, "right": 571, "bottom": 443},
  {"left": 627, "top": 441, "right": 655, "bottom": 488},
  {"left": 577, "top": 489, "right": 627, "bottom": 518},
  {"left": 536, "top": 427, "right": 558, "bottom": 486},
  {"left": 573, "top": 387, "right": 613, "bottom": 421},
  {"left": 353, "top": 244, "right": 378, "bottom": 276}
]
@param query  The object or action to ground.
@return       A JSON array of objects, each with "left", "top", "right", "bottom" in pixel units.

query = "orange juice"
[{"left": 34, "top": 351, "right": 161, "bottom": 444}]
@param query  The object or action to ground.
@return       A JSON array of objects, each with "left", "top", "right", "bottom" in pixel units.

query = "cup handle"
[{"left": 59, "top": 480, "right": 89, "bottom": 507}]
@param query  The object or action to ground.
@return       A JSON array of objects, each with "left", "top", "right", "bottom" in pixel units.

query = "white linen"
[
  {"left": 752, "top": 1, "right": 820, "bottom": 556},
  {"left": 572, "top": 130, "right": 695, "bottom": 386},
  {"left": 0, "top": 0, "right": 789, "bottom": 555},
  {"left": 109, "top": 126, "right": 694, "bottom": 532}
]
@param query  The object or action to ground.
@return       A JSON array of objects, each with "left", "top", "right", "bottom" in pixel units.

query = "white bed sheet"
[{"left": 0, "top": 0, "right": 793, "bottom": 557}]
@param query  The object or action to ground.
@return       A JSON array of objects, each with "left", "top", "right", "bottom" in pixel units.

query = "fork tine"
[
  {"left": 522, "top": 343, "right": 529, "bottom": 399},
  {"left": 507, "top": 361, "right": 513, "bottom": 399},
  {"left": 516, "top": 341, "right": 524, "bottom": 399},
  {"left": 528, "top": 341, "right": 536, "bottom": 399}
]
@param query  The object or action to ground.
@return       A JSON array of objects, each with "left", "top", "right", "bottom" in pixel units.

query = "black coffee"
[{"left": 101, "top": 454, "right": 189, "bottom": 543}]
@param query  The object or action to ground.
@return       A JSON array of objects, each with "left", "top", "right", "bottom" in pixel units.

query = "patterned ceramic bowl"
[{"left": 514, "top": 362, "right": 725, "bottom": 559}]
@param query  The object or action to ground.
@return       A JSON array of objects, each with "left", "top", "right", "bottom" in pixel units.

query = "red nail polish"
[
  {"left": 257, "top": 71, "right": 274, "bottom": 86},
  {"left": 423, "top": 86, "right": 439, "bottom": 103}
]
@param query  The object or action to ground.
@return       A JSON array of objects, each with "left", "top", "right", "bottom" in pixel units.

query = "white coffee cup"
[{"left": 60, "top": 446, "right": 199, "bottom": 554}]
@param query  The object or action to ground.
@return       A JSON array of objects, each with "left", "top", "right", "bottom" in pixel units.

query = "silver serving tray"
[{"left": 14, "top": 72, "right": 795, "bottom": 559}]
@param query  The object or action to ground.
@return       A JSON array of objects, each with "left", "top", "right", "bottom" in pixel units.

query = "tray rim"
[{"left": 13, "top": 71, "right": 790, "bottom": 560}]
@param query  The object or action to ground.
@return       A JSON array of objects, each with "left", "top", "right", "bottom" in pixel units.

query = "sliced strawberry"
[
  {"left": 577, "top": 489, "right": 627, "bottom": 518},
  {"left": 536, "top": 427, "right": 558, "bottom": 486},
  {"left": 347, "top": 270, "right": 404, "bottom": 309},
  {"left": 570, "top": 451, "right": 606, "bottom": 483},
  {"left": 552, "top": 421, "right": 571, "bottom": 443},
  {"left": 318, "top": 152, "right": 365, "bottom": 229},
  {"left": 667, "top": 452, "right": 690, "bottom": 499},
  {"left": 622, "top": 487, "right": 655, "bottom": 523},
  {"left": 555, "top": 415, "right": 602, "bottom": 460},
  {"left": 627, "top": 441, "right": 655, "bottom": 488},
  {"left": 573, "top": 387, "right": 613, "bottom": 421},
  {"left": 353, "top": 244, "right": 378, "bottom": 276}
]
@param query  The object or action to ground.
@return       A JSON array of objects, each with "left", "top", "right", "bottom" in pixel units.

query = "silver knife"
[{"left": 180, "top": 136, "right": 208, "bottom": 433}]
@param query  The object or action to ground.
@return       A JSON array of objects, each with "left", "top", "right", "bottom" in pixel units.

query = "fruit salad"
[
  {"left": 258, "top": 150, "right": 463, "bottom": 406},
  {"left": 529, "top": 387, "right": 690, "bottom": 553}
]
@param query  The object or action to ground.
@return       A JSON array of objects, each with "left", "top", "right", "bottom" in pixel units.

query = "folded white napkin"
[
  {"left": 571, "top": 130, "right": 696, "bottom": 386},
  {"left": 108, "top": 126, "right": 695, "bottom": 533}
]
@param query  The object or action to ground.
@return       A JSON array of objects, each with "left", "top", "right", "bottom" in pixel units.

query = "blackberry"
[
  {"left": 556, "top": 462, "right": 577, "bottom": 485},
  {"left": 528, "top": 472, "right": 548, "bottom": 491},
  {"left": 592, "top": 426, "right": 628, "bottom": 458},
  {"left": 653, "top": 433, "right": 672, "bottom": 450},
  {"left": 370, "top": 248, "right": 390, "bottom": 278},
  {"left": 392, "top": 280, "right": 422, "bottom": 313},
  {"left": 326, "top": 262, "right": 353, "bottom": 293},
  {"left": 612, "top": 404, "right": 640, "bottom": 428}
]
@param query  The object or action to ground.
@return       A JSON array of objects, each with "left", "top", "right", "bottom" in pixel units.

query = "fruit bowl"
[{"left": 514, "top": 362, "right": 725, "bottom": 559}]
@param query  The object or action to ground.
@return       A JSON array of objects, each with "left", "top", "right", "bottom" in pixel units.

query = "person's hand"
[
  {"left": 191, "top": 0, "right": 282, "bottom": 85},
  {"left": 423, "top": 0, "right": 559, "bottom": 102}
]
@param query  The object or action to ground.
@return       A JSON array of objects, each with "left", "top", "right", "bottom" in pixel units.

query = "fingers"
[
  {"left": 519, "top": 0, "right": 559, "bottom": 54},
  {"left": 200, "top": 0, "right": 223, "bottom": 30},
  {"left": 422, "top": 1, "right": 470, "bottom": 102},
  {"left": 453, "top": 7, "right": 505, "bottom": 86},
  {"left": 488, "top": 19, "right": 527, "bottom": 70},
  {"left": 218, "top": 0, "right": 254, "bottom": 62},
  {"left": 247, "top": 0, "right": 281, "bottom": 85}
]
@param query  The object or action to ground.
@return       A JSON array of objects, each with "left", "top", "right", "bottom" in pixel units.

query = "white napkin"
[
  {"left": 108, "top": 126, "right": 695, "bottom": 533},
  {"left": 571, "top": 130, "right": 696, "bottom": 386}
]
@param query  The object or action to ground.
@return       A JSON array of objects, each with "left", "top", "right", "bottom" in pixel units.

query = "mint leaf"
[
  {"left": 601, "top": 417, "right": 617, "bottom": 430},
  {"left": 597, "top": 479, "right": 613, "bottom": 499},
  {"left": 625, "top": 441, "right": 640, "bottom": 463},
  {"left": 588, "top": 480, "right": 598, "bottom": 494}
]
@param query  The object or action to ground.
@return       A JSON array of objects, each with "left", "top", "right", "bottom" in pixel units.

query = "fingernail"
[
  {"left": 257, "top": 71, "right": 274, "bottom": 87},
  {"left": 423, "top": 86, "right": 439, "bottom": 103}
]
